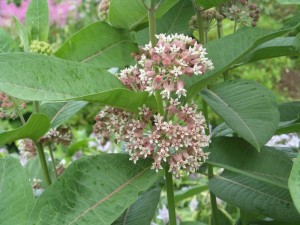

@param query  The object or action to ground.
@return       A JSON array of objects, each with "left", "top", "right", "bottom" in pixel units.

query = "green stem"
[
  {"left": 165, "top": 166, "right": 177, "bottom": 225},
  {"left": 35, "top": 142, "right": 52, "bottom": 186},
  {"left": 195, "top": 6, "right": 205, "bottom": 44},
  {"left": 217, "top": 19, "right": 223, "bottom": 39},
  {"left": 202, "top": 99, "right": 209, "bottom": 135},
  {"left": 16, "top": 109, "right": 26, "bottom": 124},
  {"left": 48, "top": 144, "right": 58, "bottom": 178},
  {"left": 234, "top": 18, "right": 238, "bottom": 33},
  {"left": 208, "top": 165, "right": 220, "bottom": 225},
  {"left": 34, "top": 101, "right": 39, "bottom": 113},
  {"left": 148, "top": 0, "right": 156, "bottom": 46}
]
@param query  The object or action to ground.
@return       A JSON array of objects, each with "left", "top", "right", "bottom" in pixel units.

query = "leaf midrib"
[
  {"left": 68, "top": 166, "right": 151, "bottom": 224},
  {"left": 203, "top": 88, "right": 260, "bottom": 149}
]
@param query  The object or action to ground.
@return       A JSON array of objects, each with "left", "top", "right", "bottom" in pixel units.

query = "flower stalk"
[{"left": 165, "top": 165, "right": 177, "bottom": 225}]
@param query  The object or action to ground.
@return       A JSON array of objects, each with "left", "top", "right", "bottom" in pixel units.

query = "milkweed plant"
[{"left": 0, "top": 0, "right": 299, "bottom": 225}]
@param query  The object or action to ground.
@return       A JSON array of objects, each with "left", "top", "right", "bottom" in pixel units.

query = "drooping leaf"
[
  {"left": 206, "top": 137, "right": 293, "bottom": 189},
  {"left": 237, "top": 36, "right": 300, "bottom": 66},
  {"left": 29, "top": 154, "right": 163, "bottom": 225},
  {"left": 200, "top": 80, "right": 279, "bottom": 150},
  {"left": 40, "top": 101, "right": 88, "bottom": 128},
  {"left": 288, "top": 155, "right": 300, "bottom": 214},
  {"left": 209, "top": 170, "right": 300, "bottom": 222},
  {"left": 108, "top": 0, "right": 178, "bottom": 30},
  {"left": 25, "top": 0, "right": 49, "bottom": 41},
  {"left": 0, "top": 53, "right": 157, "bottom": 113},
  {"left": 278, "top": 101, "right": 300, "bottom": 122},
  {"left": 0, "top": 113, "right": 50, "bottom": 145},
  {"left": 135, "top": 0, "right": 194, "bottom": 45},
  {"left": 277, "top": 0, "right": 300, "bottom": 4},
  {"left": 0, "top": 27, "right": 20, "bottom": 53},
  {"left": 55, "top": 22, "right": 138, "bottom": 69},
  {"left": 112, "top": 183, "right": 162, "bottom": 225},
  {"left": 195, "top": 0, "right": 231, "bottom": 9},
  {"left": 186, "top": 13, "right": 300, "bottom": 99},
  {"left": 0, "top": 157, "right": 35, "bottom": 225}
]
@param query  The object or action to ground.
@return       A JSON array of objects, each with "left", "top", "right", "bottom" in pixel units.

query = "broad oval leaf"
[
  {"left": 278, "top": 101, "right": 300, "bottom": 122},
  {"left": 0, "top": 113, "right": 50, "bottom": 145},
  {"left": 40, "top": 101, "right": 88, "bottom": 128},
  {"left": 0, "top": 156, "right": 35, "bottom": 225},
  {"left": 55, "top": 22, "right": 138, "bottom": 69},
  {"left": 206, "top": 137, "right": 293, "bottom": 189},
  {"left": 25, "top": 0, "right": 49, "bottom": 41},
  {"left": 0, "top": 27, "right": 20, "bottom": 53},
  {"left": 288, "top": 155, "right": 300, "bottom": 214},
  {"left": 209, "top": 170, "right": 300, "bottom": 222},
  {"left": 186, "top": 13, "right": 300, "bottom": 99},
  {"left": 112, "top": 183, "right": 162, "bottom": 225},
  {"left": 0, "top": 53, "right": 157, "bottom": 112},
  {"left": 29, "top": 154, "right": 162, "bottom": 225},
  {"left": 108, "top": 0, "right": 178, "bottom": 30},
  {"left": 200, "top": 80, "right": 279, "bottom": 150}
]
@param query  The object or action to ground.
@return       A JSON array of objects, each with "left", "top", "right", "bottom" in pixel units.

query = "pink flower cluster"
[
  {"left": 0, "top": 91, "right": 26, "bottom": 119},
  {"left": 94, "top": 103, "right": 210, "bottom": 177},
  {"left": 119, "top": 34, "right": 214, "bottom": 99},
  {"left": 0, "top": 0, "right": 82, "bottom": 28}
]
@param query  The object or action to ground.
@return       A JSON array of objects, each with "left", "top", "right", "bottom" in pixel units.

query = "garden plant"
[{"left": 0, "top": 0, "right": 300, "bottom": 225}]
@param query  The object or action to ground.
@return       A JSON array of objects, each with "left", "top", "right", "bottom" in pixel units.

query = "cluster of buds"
[
  {"left": 17, "top": 139, "right": 37, "bottom": 159},
  {"left": 94, "top": 34, "right": 212, "bottom": 177},
  {"left": 30, "top": 40, "right": 53, "bottom": 55},
  {"left": 0, "top": 92, "right": 27, "bottom": 119},
  {"left": 97, "top": 0, "right": 111, "bottom": 21},
  {"left": 39, "top": 127, "right": 72, "bottom": 146},
  {"left": 220, "top": 0, "right": 260, "bottom": 27},
  {"left": 119, "top": 34, "right": 214, "bottom": 99},
  {"left": 189, "top": 10, "right": 224, "bottom": 31}
]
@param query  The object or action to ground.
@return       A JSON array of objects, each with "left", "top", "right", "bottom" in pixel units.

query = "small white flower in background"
[
  {"left": 157, "top": 205, "right": 169, "bottom": 225},
  {"left": 189, "top": 197, "right": 199, "bottom": 211},
  {"left": 266, "top": 133, "right": 299, "bottom": 148}
]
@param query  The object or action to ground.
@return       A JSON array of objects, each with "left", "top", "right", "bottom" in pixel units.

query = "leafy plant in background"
[{"left": 0, "top": 0, "right": 300, "bottom": 225}]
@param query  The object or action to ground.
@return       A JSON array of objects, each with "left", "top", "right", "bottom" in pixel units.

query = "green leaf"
[
  {"left": 249, "top": 220, "right": 300, "bottom": 225},
  {"left": 0, "top": 156, "right": 35, "bottom": 225},
  {"left": 55, "top": 22, "right": 138, "bottom": 69},
  {"left": 13, "top": 16, "right": 30, "bottom": 52},
  {"left": 206, "top": 137, "right": 293, "bottom": 189},
  {"left": 40, "top": 101, "right": 88, "bottom": 128},
  {"left": 278, "top": 101, "right": 300, "bottom": 122},
  {"left": 174, "top": 185, "right": 208, "bottom": 203},
  {"left": 289, "top": 155, "right": 300, "bottom": 214},
  {"left": 135, "top": 0, "right": 194, "bottom": 45},
  {"left": 29, "top": 154, "right": 162, "bottom": 225},
  {"left": 108, "top": 0, "right": 178, "bottom": 30},
  {"left": 209, "top": 170, "right": 300, "bottom": 222},
  {"left": 277, "top": 0, "right": 300, "bottom": 4},
  {"left": 112, "top": 183, "right": 162, "bottom": 225},
  {"left": 0, "top": 27, "right": 20, "bottom": 53},
  {"left": 238, "top": 36, "right": 300, "bottom": 66},
  {"left": 0, "top": 113, "right": 50, "bottom": 145},
  {"left": 0, "top": 53, "right": 157, "bottom": 113},
  {"left": 25, "top": 0, "right": 49, "bottom": 41},
  {"left": 181, "top": 222, "right": 207, "bottom": 225},
  {"left": 195, "top": 0, "right": 231, "bottom": 9},
  {"left": 200, "top": 80, "right": 279, "bottom": 150},
  {"left": 186, "top": 13, "right": 300, "bottom": 99}
]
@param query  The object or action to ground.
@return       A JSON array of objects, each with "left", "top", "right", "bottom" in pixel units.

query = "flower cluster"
[
  {"left": 17, "top": 139, "right": 36, "bottom": 159},
  {"left": 118, "top": 34, "right": 214, "bottom": 99},
  {"left": 30, "top": 40, "right": 53, "bottom": 55},
  {"left": 0, "top": 91, "right": 27, "bottom": 119},
  {"left": 189, "top": 10, "right": 224, "bottom": 32},
  {"left": 220, "top": 0, "right": 260, "bottom": 27},
  {"left": 39, "top": 127, "right": 72, "bottom": 146},
  {"left": 94, "top": 34, "right": 212, "bottom": 177},
  {"left": 97, "top": 0, "right": 111, "bottom": 21}
]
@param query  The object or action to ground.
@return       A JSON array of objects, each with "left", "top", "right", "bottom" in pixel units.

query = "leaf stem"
[
  {"left": 165, "top": 165, "right": 177, "bottom": 225},
  {"left": 16, "top": 108, "right": 26, "bottom": 125},
  {"left": 234, "top": 19, "right": 238, "bottom": 33},
  {"left": 148, "top": 0, "right": 156, "bottom": 46},
  {"left": 35, "top": 142, "right": 52, "bottom": 186},
  {"left": 34, "top": 101, "right": 40, "bottom": 113},
  {"left": 48, "top": 144, "right": 58, "bottom": 178},
  {"left": 192, "top": 1, "right": 205, "bottom": 44}
]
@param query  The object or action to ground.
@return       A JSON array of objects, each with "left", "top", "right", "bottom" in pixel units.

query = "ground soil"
[{"left": 278, "top": 69, "right": 300, "bottom": 99}]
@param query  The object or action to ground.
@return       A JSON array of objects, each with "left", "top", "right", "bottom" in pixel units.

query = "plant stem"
[
  {"left": 34, "top": 101, "right": 40, "bottom": 112},
  {"left": 148, "top": 0, "right": 156, "bottom": 46},
  {"left": 165, "top": 165, "right": 177, "bottom": 225},
  {"left": 202, "top": 99, "right": 209, "bottom": 135},
  {"left": 16, "top": 109, "right": 26, "bottom": 125},
  {"left": 48, "top": 144, "right": 58, "bottom": 178},
  {"left": 208, "top": 165, "right": 220, "bottom": 225},
  {"left": 35, "top": 142, "right": 52, "bottom": 186},
  {"left": 234, "top": 19, "right": 238, "bottom": 32},
  {"left": 194, "top": 4, "right": 205, "bottom": 44}
]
